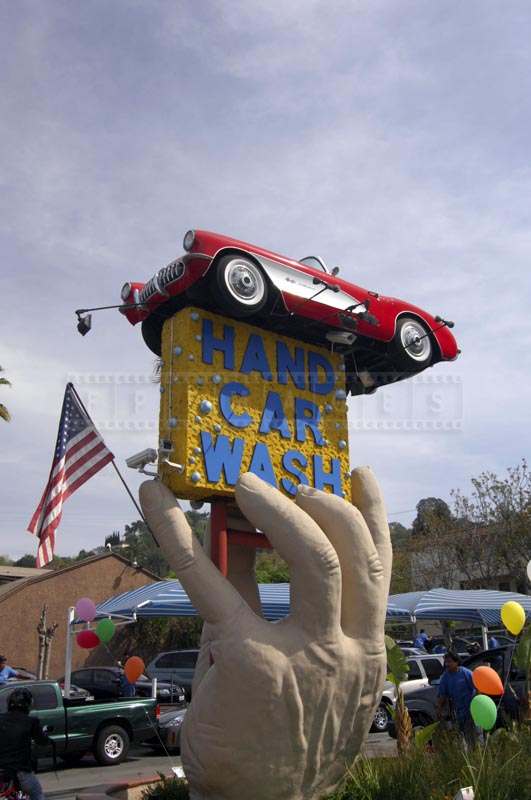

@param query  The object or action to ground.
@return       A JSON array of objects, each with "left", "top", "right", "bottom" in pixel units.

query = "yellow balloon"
[{"left": 501, "top": 600, "right": 526, "bottom": 635}]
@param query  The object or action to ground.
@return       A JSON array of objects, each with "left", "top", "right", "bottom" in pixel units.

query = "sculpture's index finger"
[{"left": 139, "top": 480, "right": 244, "bottom": 625}]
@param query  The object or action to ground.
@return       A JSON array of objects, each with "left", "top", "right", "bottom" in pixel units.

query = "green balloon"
[
  {"left": 470, "top": 694, "right": 497, "bottom": 731},
  {"left": 96, "top": 618, "right": 115, "bottom": 644}
]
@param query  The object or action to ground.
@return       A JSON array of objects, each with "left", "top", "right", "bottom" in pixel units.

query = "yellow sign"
[{"left": 158, "top": 307, "right": 350, "bottom": 501}]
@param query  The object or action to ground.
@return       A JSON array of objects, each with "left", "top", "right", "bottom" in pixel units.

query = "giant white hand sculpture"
[{"left": 140, "top": 467, "right": 392, "bottom": 800}]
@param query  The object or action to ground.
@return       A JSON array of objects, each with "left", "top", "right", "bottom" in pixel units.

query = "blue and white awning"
[
  {"left": 95, "top": 580, "right": 291, "bottom": 622},
  {"left": 95, "top": 581, "right": 531, "bottom": 627}
]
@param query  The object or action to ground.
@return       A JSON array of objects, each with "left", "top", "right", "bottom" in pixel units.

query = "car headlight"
[
  {"left": 183, "top": 229, "right": 195, "bottom": 251},
  {"left": 159, "top": 688, "right": 170, "bottom": 696},
  {"left": 121, "top": 282, "right": 132, "bottom": 301}
]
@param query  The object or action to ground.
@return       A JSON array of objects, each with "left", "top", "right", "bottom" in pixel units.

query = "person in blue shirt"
[
  {"left": 0, "top": 656, "right": 21, "bottom": 685},
  {"left": 413, "top": 629, "right": 430, "bottom": 651},
  {"left": 437, "top": 650, "right": 478, "bottom": 747},
  {"left": 488, "top": 635, "right": 500, "bottom": 649}
]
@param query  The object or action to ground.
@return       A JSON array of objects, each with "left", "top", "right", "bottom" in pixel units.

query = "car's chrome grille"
[{"left": 139, "top": 259, "right": 185, "bottom": 303}]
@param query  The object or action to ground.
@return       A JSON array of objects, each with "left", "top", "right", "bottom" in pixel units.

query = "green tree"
[
  {"left": 255, "top": 551, "right": 290, "bottom": 583},
  {"left": 411, "top": 497, "right": 452, "bottom": 536},
  {"left": 14, "top": 554, "right": 36, "bottom": 567},
  {"left": 0, "top": 366, "right": 11, "bottom": 422}
]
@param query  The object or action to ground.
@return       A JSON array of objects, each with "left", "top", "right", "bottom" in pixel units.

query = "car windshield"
[{"left": 299, "top": 256, "right": 329, "bottom": 273}]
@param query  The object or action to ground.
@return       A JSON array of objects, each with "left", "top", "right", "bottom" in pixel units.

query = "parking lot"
[{"left": 38, "top": 734, "right": 396, "bottom": 799}]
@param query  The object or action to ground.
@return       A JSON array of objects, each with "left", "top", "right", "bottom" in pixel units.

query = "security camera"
[
  {"left": 76, "top": 313, "right": 92, "bottom": 336},
  {"left": 126, "top": 448, "right": 158, "bottom": 473}
]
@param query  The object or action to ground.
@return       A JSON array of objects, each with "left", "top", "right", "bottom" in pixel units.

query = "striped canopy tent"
[
  {"left": 386, "top": 588, "right": 531, "bottom": 626},
  {"left": 95, "top": 580, "right": 291, "bottom": 622},
  {"left": 95, "top": 581, "right": 531, "bottom": 628}
]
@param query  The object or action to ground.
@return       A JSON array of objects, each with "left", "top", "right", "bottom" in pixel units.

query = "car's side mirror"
[{"left": 331, "top": 266, "right": 340, "bottom": 276}]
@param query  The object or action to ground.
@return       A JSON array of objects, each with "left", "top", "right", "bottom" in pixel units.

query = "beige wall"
[{"left": 0, "top": 557, "right": 155, "bottom": 678}]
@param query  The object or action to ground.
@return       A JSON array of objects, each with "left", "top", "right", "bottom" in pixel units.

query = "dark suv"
[
  {"left": 388, "top": 646, "right": 524, "bottom": 733},
  {"left": 147, "top": 650, "right": 199, "bottom": 701},
  {"left": 67, "top": 667, "right": 186, "bottom": 705}
]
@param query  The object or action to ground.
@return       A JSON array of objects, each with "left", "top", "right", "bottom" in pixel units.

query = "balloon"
[
  {"left": 526, "top": 559, "right": 531, "bottom": 583},
  {"left": 75, "top": 597, "right": 97, "bottom": 622},
  {"left": 472, "top": 665, "right": 504, "bottom": 696},
  {"left": 470, "top": 694, "right": 497, "bottom": 731},
  {"left": 501, "top": 600, "right": 526, "bottom": 636},
  {"left": 96, "top": 618, "right": 115, "bottom": 644},
  {"left": 76, "top": 630, "right": 100, "bottom": 649},
  {"left": 124, "top": 656, "right": 144, "bottom": 683}
]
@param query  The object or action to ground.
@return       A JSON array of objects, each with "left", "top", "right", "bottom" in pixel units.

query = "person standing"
[
  {"left": 437, "top": 651, "right": 478, "bottom": 747},
  {"left": 0, "top": 688, "right": 52, "bottom": 800},
  {"left": 0, "top": 656, "right": 22, "bottom": 685},
  {"left": 413, "top": 629, "right": 431, "bottom": 651}
]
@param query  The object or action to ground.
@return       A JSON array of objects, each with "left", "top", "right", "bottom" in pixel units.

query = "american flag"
[{"left": 28, "top": 384, "right": 114, "bottom": 566}]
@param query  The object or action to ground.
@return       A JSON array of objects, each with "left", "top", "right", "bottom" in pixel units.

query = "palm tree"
[
  {"left": 385, "top": 635, "right": 413, "bottom": 754},
  {"left": 0, "top": 366, "right": 11, "bottom": 422}
]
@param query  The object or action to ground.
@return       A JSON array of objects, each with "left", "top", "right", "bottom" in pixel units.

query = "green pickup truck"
[{"left": 0, "top": 681, "right": 159, "bottom": 766}]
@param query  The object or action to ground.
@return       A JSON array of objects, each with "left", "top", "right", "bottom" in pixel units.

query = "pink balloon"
[
  {"left": 75, "top": 597, "right": 97, "bottom": 622},
  {"left": 76, "top": 630, "right": 100, "bottom": 649}
]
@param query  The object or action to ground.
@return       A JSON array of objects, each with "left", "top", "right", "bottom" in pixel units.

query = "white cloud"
[{"left": 1, "top": 0, "right": 530, "bottom": 559}]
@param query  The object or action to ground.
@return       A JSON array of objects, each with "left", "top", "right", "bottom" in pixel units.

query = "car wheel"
[
  {"left": 213, "top": 255, "right": 268, "bottom": 317},
  {"left": 371, "top": 703, "right": 391, "bottom": 733},
  {"left": 392, "top": 316, "right": 433, "bottom": 372},
  {"left": 94, "top": 725, "right": 130, "bottom": 766}
]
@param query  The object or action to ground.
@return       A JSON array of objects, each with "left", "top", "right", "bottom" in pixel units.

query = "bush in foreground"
[
  {"left": 329, "top": 727, "right": 531, "bottom": 800},
  {"left": 141, "top": 726, "right": 531, "bottom": 800}
]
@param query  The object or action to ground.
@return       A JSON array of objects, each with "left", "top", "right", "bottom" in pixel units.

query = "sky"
[{"left": 1, "top": 0, "right": 530, "bottom": 560}]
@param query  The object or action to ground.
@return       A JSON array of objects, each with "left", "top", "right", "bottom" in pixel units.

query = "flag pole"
[{"left": 69, "top": 383, "right": 159, "bottom": 545}]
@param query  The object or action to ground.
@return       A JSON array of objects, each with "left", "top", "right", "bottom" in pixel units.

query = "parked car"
[
  {"left": 147, "top": 649, "right": 199, "bottom": 701},
  {"left": 66, "top": 667, "right": 186, "bottom": 705},
  {"left": 388, "top": 646, "right": 525, "bottom": 735},
  {"left": 147, "top": 706, "right": 187, "bottom": 753},
  {"left": 0, "top": 680, "right": 159, "bottom": 766},
  {"left": 371, "top": 653, "right": 445, "bottom": 733},
  {"left": 58, "top": 682, "right": 91, "bottom": 700},
  {"left": 119, "top": 230, "right": 459, "bottom": 396}
]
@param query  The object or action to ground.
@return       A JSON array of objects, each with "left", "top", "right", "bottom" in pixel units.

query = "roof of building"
[
  {"left": 0, "top": 552, "right": 159, "bottom": 604},
  {"left": 0, "top": 565, "right": 49, "bottom": 580}
]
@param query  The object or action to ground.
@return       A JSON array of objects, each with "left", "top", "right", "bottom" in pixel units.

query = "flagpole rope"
[{"left": 69, "top": 383, "right": 161, "bottom": 548}]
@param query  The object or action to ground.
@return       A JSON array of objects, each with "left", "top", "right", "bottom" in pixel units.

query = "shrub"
[
  {"left": 142, "top": 774, "right": 189, "bottom": 800},
  {"left": 327, "top": 725, "right": 531, "bottom": 800}
]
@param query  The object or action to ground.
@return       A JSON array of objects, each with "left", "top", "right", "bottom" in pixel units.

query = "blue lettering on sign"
[
  {"left": 313, "top": 455, "right": 343, "bottom": 496},
  {"left": 259, "top": 391, "right": 291, "bottom": 439},
  {"left": 200, "top": 432, "right": 243, "bottom": 484},
  {"left": 240, "top": 334, "right": 272, "bottom": 380},
  {"left": 202, "top": 319, "right": 235, "bottom": 370},
  {"left": 281, "top": 450, "right": 309, "bottom": 496},
  {"left": 276, "top": 342, "right": 305, "bottom": 390},
  {"left": 219, "top": 382, "right": 252, "bottom": 428},
  {"left": 295, "top": 398, "right": 324, "bottom": 445},
  {"left": 249, "top": 442, "right": 277, "bottom": 487},
  {"left": 308, "top": 352, "right": 335, "bottom": 395}
]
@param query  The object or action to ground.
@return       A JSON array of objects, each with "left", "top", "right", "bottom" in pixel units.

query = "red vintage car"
[{"left": 120, "top": 229, "right": 459, "bottom": 395}]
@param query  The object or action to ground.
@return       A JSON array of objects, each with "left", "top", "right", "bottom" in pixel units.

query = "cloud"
[{"left": 1, "top": 0, "right": 530, "bottom": 558}]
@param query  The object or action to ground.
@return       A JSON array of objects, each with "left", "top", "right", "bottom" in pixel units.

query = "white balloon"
[{"left": 527, "top": 559, "right": 531, "bottom": 583}]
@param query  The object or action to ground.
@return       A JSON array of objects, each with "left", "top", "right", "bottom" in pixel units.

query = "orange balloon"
[
  {"left": 124, "top": 655, "right": 145, "bottom": 684},
  {"left": 472, "top": 665, "right": 504, "bottom": 696}
]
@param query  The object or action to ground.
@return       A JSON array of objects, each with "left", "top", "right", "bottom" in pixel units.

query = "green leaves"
[
  {"left": 513, "top": 625, "right": 531, "bottom": 674},
  {"left": 385, "top": 635, "right": 409, "bottom": 687},
  {"left": 413, "top": 721, "right": 439, "bottom": 750}
]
